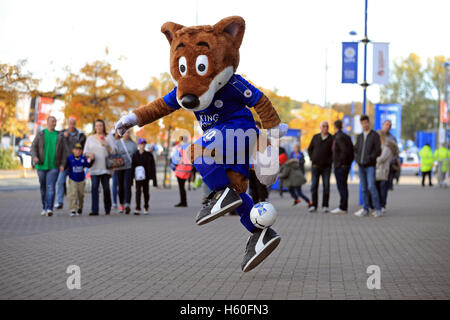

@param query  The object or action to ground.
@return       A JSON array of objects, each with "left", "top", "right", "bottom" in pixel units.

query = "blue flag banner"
[
  {"left": 374, "top": 104, "right": 402, "bottom": 141},
  {"left": 342, "top": 42, "right": 358, "bottom": 83},
  {"left": 342, "top": 115, "right": 351, "bottom": 133}
]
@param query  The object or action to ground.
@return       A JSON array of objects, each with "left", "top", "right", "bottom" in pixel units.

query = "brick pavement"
[{"left": 0, "top": 182, "right": 449, "bottom": 300}]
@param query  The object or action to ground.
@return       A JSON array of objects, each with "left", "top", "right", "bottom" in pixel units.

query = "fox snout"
[{"left": 180, "top": 94, "right": 200, "bottom": 109}]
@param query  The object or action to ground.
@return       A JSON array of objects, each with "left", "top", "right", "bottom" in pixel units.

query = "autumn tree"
[
  {"left": 288, "top": 102, "right": 343, "bottom": 150},
  {"left": 426, "top": 55, "right": 450, "bottom": 128},
  {"left": 58, "top": 60, "right": 145, "bottom": 128},
  {"left": 380, "top": 53, "right": 435, "bottom": 140},
  {"left": 0, "top": 60, "right": 39, "bottom": 145}
]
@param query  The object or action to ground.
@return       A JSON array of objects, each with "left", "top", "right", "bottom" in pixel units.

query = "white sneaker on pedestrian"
[
  {"left": 308, "top": 206, "right": 317, "bottom": 213},
  {"left": 41, "top": 210, "right": 47, "bottom": 216},
  {"left": 331, "top": 208, "right": 347, "bottom": 214},
  {"left": 354, "top": 208, "right": 369, "bottom": 217},
  {"left": 46, "top": 209, "right": 53, "bottom": 217},
  {"left": 143, "top": 209, "right": 149, "bottom": 215},
  {"left": 372, "top": 210, "right": 383, "bottom": 217},
  {"left": 381, "top": 207, "right": 386, "bottom": 214},
  {"left": 322, "top": 207, "right": 329, "bottom": 213},
  {"left": 70, "top": 212, "right": 76, "bottom": 217}
]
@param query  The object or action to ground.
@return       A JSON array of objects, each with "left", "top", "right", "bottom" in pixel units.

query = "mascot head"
[{"left": 161, "top": 16, "right": 245, "bottom": 112}]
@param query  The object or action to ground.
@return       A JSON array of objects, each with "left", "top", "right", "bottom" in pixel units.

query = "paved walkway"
[{"left": 0, "top": 182, "right": 449, "bottom": 300}]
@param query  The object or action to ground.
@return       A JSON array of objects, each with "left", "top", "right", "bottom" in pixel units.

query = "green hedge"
[{"left": 0, "top": 148, "right": 21, "bottom": 169}]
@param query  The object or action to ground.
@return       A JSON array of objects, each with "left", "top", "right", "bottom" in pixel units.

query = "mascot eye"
[
  {"left": 178, "top": 56, "right": 187, "bottom": 76},
  {"left": 196, "top": 55, "right": 208, "bottom": 76}
]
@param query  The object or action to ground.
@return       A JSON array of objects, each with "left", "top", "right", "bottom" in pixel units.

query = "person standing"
[
  {"left": 331, "top": 120, "right": 354, "bottom": 214},
  {"left": 380, "top": 120, "right": 400, "bottom": 191},
  {"left": 83, "top": 119, "right": 115, "bottom": 216},
  {"left": 132, "top": 138, "right": 157, "bottom": 215},
  {"left": 171, "top": 138, "right": 193, "bottom": 207},
  {"left": 307, "top": 121, "right": 333, "bottom": 213},
  {"left": 375, "top": 131, "right": 397, "bottom": 213},
  {"left": 434, "top": 143, "right": 449, "bottom": 188},
  {"left": 31, "top": 116, "right": 64, "bottom": 216},
  {"left": 55, "top": 117, "right": 86, "bottom": 209},
  {"left": 353, "top": 115, "right": 382, "bottom": 217},
  {"left": 114, "top": 129, "right": 137, "bottom": 214},
  {"left": 418, "top": 143, "right": 434, "bottom": 187}
]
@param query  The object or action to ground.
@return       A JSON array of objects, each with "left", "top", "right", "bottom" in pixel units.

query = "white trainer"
[
  {"left": 372, "top": 210, "right": 383, "bottom": 217},
  {"left": 41, "top": 210, "right": 47, "bottom": 216},
  {"left": 354, "top": 208, "right": 369, "bottom": 217},
  {"left": 308, "top": 206, "right": 317, "bottom": 213},
  {"left": 322, "top": 207, "right": 329, "bottom": 213},
  {"left": 331, "top": 208, "right": 347, "bottom": 214}
]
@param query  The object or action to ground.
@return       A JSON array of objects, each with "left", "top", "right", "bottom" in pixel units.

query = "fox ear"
[
  {"left": 161, "top": 22, "right": 184, "bottom": 44},
  {"left": 214, "top": 16, "right": 245, "bottom": 48}
]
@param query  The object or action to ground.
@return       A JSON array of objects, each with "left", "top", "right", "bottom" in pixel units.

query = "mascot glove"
[
  {"left": 254, "top": 144, "right": 279, "bottom": 186},
  {"left": 267, "top": 123, "right": 288, "bottom": 140},
  {"left": 115, "top": 113, "right": 138, "bottom": 136}
]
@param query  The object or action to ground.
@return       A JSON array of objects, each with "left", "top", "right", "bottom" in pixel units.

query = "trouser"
[
  {"left": 37, "top": 168, "right": 59, "bottom": 211},
  {"left": 112, "top": 170, "right": 118, "bottom": 205},
  {"left": 421, "top": 171, "right": 432, "bottom": 186},
  {"left": 117, "top": 168, "right": 133, "bottom": 206},
  {"left": 135, "top": 179, "right": 150, "bottom": 210},
  {"left": 288, "top": 186, "right": 310, "bottom": 203},
  {"left": 359, "top": 166, "right": 381, "bottom": 211},
  {"left": 176, "top": 177, "right": 187, "bottom": 205},
  {"left": 375, "top": 180, "right": 389, "bottom": 209},
  {"left": 310, "top": 166, "right": 331, "bottom": 208},
  {"left": 56, "top": 168, "right": 68, "bottom": 205},
  {"left": 248, "top": 169, "right": 268, "bottom": 204},
  {"left": 90, "top": 174, "right": 112, "bottom": 214},
  {"left": 69, "top": 179, "right": 85, "bottom": 212},
  {"left": 334, "top": 166, "right": 350, "bottom": 211},
  {"left": 437, "top": 163, "right": 447, "bottom": 186}
]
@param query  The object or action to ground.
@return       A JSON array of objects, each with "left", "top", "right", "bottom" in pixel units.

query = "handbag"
[
  {"left": 106, "top": 154, "right": 125, "bottom": 169},
  {"left": 376, "top": 167, "right": 389, "bottom": 181}
]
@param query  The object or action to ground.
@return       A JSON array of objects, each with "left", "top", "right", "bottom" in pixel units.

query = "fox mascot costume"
[{"left": 116, "top": 16, "right": 288, "bottom": 272}]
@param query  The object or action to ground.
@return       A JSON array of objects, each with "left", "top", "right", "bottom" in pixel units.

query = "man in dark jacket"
[
  {"left": 353, "top": 115, "right": 382, "bottom": 217},
  {"left": 55, "top": 117, "right": 87, "bottom": 209},
  {"left": 331, "top": 120, "right": 354, "bottom": 214},
  {"left": 132, "top": 138, "right": 157, "bottom": 215},
  {"left": 307, "top": 121, "right": 333, "bottom": 212}
]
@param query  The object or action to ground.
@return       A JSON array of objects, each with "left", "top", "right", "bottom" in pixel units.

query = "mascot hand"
[
  {"left": 267, "top": 123, "right": 288, "bottom": 140},
  {"left": 115, "top": 113, "right": 138, "bottom": 136}
]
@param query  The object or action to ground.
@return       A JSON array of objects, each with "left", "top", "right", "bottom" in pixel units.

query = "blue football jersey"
[{"left": 163, "top": 74, "right": 263, "bottom": 131}]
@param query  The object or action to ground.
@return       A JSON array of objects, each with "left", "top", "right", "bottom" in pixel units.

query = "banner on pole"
[
  {"left": 342, "top": 42, "right": 358, "bottom": 83},
  {"left": 372, "top": 42, "right": 389, "bottom": 84},
  {"left": 374, "top": 103, "right": 402, "bottom": 141},
  {"left": 440, "top": 100, "right": 448, "bottom": 123}
]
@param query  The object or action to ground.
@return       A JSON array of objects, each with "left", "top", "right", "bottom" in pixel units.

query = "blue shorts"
[{"left": 193, "top": 120, "right": 259, "bottom": 179}]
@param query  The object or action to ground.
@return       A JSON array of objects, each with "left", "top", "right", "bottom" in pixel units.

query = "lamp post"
[{"left": 361, "top": 0, "right": 370, "bottom": 115}]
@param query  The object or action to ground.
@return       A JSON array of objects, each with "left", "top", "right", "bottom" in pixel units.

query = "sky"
[{"left": 1, "top": 0, "right": 449, "bottom": 106}]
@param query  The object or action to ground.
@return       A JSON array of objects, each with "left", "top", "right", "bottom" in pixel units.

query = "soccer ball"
[{"left": 250, "top": 202, "right": 277, "bottom": 229}]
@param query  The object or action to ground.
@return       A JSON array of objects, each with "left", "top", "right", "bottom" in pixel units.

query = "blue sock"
[
  {"left": 235, "top": 192, "right": 257, "bottom": 233},
  {"left": 193, "top": 157, "right": 230, "bottom": 191}
]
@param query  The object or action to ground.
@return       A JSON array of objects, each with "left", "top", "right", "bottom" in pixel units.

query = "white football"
[{"left": 250, "top": 202, "right": 277, "bottom": 229}]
